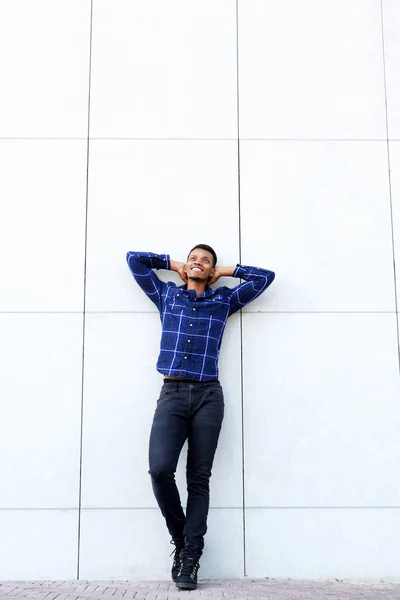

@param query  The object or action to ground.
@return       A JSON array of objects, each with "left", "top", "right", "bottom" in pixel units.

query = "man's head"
[{"left": 185, "top": 244, "right": 217, "bottom": 282}]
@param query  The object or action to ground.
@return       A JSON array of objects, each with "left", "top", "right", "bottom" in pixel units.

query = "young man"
[{"left": 126, "top": 245, "right": 275, "bottom": 589}]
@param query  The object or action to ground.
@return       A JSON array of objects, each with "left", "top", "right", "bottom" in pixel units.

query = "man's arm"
[
  {"left": 169, "top": 260, "right": 188, "bottom": 283},
  {"left": 126, "top": 252, "right": 169, "bottom": 311},
  {"left": 210, "top": 264, "right": 275, "bottom": 315},
  {"left": 126, "top": 252, "right": 187, "bottom": 311}
]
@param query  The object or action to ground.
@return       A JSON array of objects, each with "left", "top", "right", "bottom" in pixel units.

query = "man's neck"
[{"left": 186, "top": 279, "right": 208, "bottom": 296}]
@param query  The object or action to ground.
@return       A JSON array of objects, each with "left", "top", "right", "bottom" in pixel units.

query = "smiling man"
[{"left": 126, "top": 245, "right": 275, "bottom": 589}]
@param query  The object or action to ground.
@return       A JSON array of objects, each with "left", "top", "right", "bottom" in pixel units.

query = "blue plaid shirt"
[{"left": 126, "top": 252, "right": 275, "bottom": 381}]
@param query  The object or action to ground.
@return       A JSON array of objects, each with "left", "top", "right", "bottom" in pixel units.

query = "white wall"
[{"left": 1, "top": 0, "right": 400, "bottom": 581}]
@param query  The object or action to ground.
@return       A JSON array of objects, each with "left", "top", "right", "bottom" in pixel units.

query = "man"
[{"left": 126, "top": 245, "right": 275, "bottom": 589}]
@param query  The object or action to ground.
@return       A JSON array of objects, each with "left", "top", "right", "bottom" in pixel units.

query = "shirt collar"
[{"left": 178, "top": 284, "right": 215, "bottom": 299}]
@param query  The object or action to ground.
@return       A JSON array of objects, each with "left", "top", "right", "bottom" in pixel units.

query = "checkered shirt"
[{"left": 126, "top": 252, "right": 275, "bottom": 381}]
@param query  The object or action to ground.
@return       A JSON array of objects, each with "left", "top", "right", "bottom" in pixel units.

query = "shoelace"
[
  {"left": 178, "top": 556, "right": 200, "bottom": 580},
  {"left": 169, "top": 541, "right": 183, "bottom": 564}
]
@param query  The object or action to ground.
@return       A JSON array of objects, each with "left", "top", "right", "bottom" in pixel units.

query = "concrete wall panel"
[
  {"left": 90, "top": 0, "right": 237, "bottom": 139},
  {"left": 0, "top": 314, "right": 83, "bottom": 509},
  {"left": 0, "top": 0, "right": 90, "bottom": 137},
  {"left": 238, "top": 0, "right": 386, "bottom": 139}
]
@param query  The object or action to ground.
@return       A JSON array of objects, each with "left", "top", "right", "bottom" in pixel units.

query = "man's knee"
[
  {"left": 148, "top": 463, "right": 175, "bottom": 484},
  {"left": 186, "top": 468, "right": 211, "bottom": 490}
]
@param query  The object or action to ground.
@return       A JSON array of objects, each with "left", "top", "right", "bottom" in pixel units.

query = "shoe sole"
[{"left": 175, "top": 582, "right": 197, "bottom": 590}]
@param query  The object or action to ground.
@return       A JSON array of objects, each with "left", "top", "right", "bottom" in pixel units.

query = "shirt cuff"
[
  {"left": 155, "top": 254, "right": 170, "bottom": 270},
  {"left": 233, "top": 264, "right": 245, "bottom": 278}
]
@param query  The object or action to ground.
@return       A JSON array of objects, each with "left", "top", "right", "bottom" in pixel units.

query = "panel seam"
[
  {"left": 235, "top": 0, "right": 247, "bottom": 579},
  {"left": 77, "top": 0, "right": 94, "bottom": 580},
  {"left": 380, "top": 0, "right": 400, "bottom": 374}
]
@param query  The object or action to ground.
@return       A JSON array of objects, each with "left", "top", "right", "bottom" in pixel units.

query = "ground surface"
[{"left": 1, "top": 579, "right": 400, "bottom": 600}]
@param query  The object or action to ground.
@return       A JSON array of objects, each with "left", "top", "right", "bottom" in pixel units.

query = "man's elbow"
[
  {"left": 266, "top": 270, "right": 275, "bottom": 285},
  {"left": 126, "top": 251, "right": 139, "bottom": 265}
]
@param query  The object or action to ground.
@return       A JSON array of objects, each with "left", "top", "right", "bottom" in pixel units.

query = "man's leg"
[
  {"left": 183, "top": 382, "right": 225, "bottom": 555},
  {"left": 148, "top": 382, "right": 189, "bottom": 546}
]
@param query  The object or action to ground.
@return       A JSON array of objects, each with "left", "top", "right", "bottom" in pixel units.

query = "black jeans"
[{"left": 148, "top": 379, "right": 224, "bottom": 557}]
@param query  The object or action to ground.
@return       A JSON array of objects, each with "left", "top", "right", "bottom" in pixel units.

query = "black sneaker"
[
  {"left": 170, "top": 542, "right": 184, "bottom": 583},
  {"left": 175, "top": 554, "right": 200, "bottom": 590}
]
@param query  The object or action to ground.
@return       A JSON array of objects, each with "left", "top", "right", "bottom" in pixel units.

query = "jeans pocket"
[
  {"left": 157, "top": 383, "right": 175, "bottom": 402},
  {"left": 209, "top": 386, "right": 224, "bottom": 404}
]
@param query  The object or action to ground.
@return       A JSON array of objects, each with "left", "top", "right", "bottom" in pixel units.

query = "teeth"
[{"left": 192, "top": 267, "right": 202, "bottom": 272}]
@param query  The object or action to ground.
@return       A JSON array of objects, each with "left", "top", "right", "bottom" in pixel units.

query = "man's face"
[{"left": 185, "top": 248, "right": 215, "bottom": 282}]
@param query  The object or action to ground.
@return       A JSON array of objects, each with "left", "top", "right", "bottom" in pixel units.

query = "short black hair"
[{"left": 187, "top": 244, "right": 217, "bottom": 267}]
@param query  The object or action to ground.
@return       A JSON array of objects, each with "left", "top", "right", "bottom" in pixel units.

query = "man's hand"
[
  {"left": 208, "top": 267, "right": 221, "bottom": 285},
  {"left": 170, "top": 260, "right": 188, "bottom": 283},
  {"left": 208, "top": 266, "right": 235, "bottom": 285}
]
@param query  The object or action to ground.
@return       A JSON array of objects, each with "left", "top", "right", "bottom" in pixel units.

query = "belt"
[{"left": 163, "top": 377, "right": 219, "bottom": 384}]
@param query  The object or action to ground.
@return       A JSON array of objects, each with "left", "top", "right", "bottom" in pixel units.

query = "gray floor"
[{"left": 1, "top": 579, "right": 400, "bottom": 600}]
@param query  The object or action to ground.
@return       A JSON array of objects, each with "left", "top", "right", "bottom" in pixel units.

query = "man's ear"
[{"left": 208, "top": 267, "right": 215, "bottom": 280}]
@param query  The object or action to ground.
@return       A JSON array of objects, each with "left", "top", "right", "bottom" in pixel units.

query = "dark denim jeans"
[{"left": 148, "top": 379, "right": 224, "bottom": 557}]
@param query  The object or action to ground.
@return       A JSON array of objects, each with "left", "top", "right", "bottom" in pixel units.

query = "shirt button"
[
  {"left": 177, "top": 294, "right": 179, "bottom": 297},
  {"left": 190, "top": 324, "right": 193, "bottom": 327},
  {"left": 184, "top": 356, "right": 187, "bottom": 359},
  {"left": 188, "top": 340, "right": 191, "bottom": 343},
  {"left": 193, "top": 308, "right": 196, "bottom": 311},
  {"left": 194, "top": 298, "right": 197, "bottom": 301}
]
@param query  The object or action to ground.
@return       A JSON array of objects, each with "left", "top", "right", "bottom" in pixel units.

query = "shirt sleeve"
[
  {"left": 228, "top": 264, "right": 275, "bottom": 316},
  {"left": 126, "top": 251, "right": 170, "bottom": 311}
]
